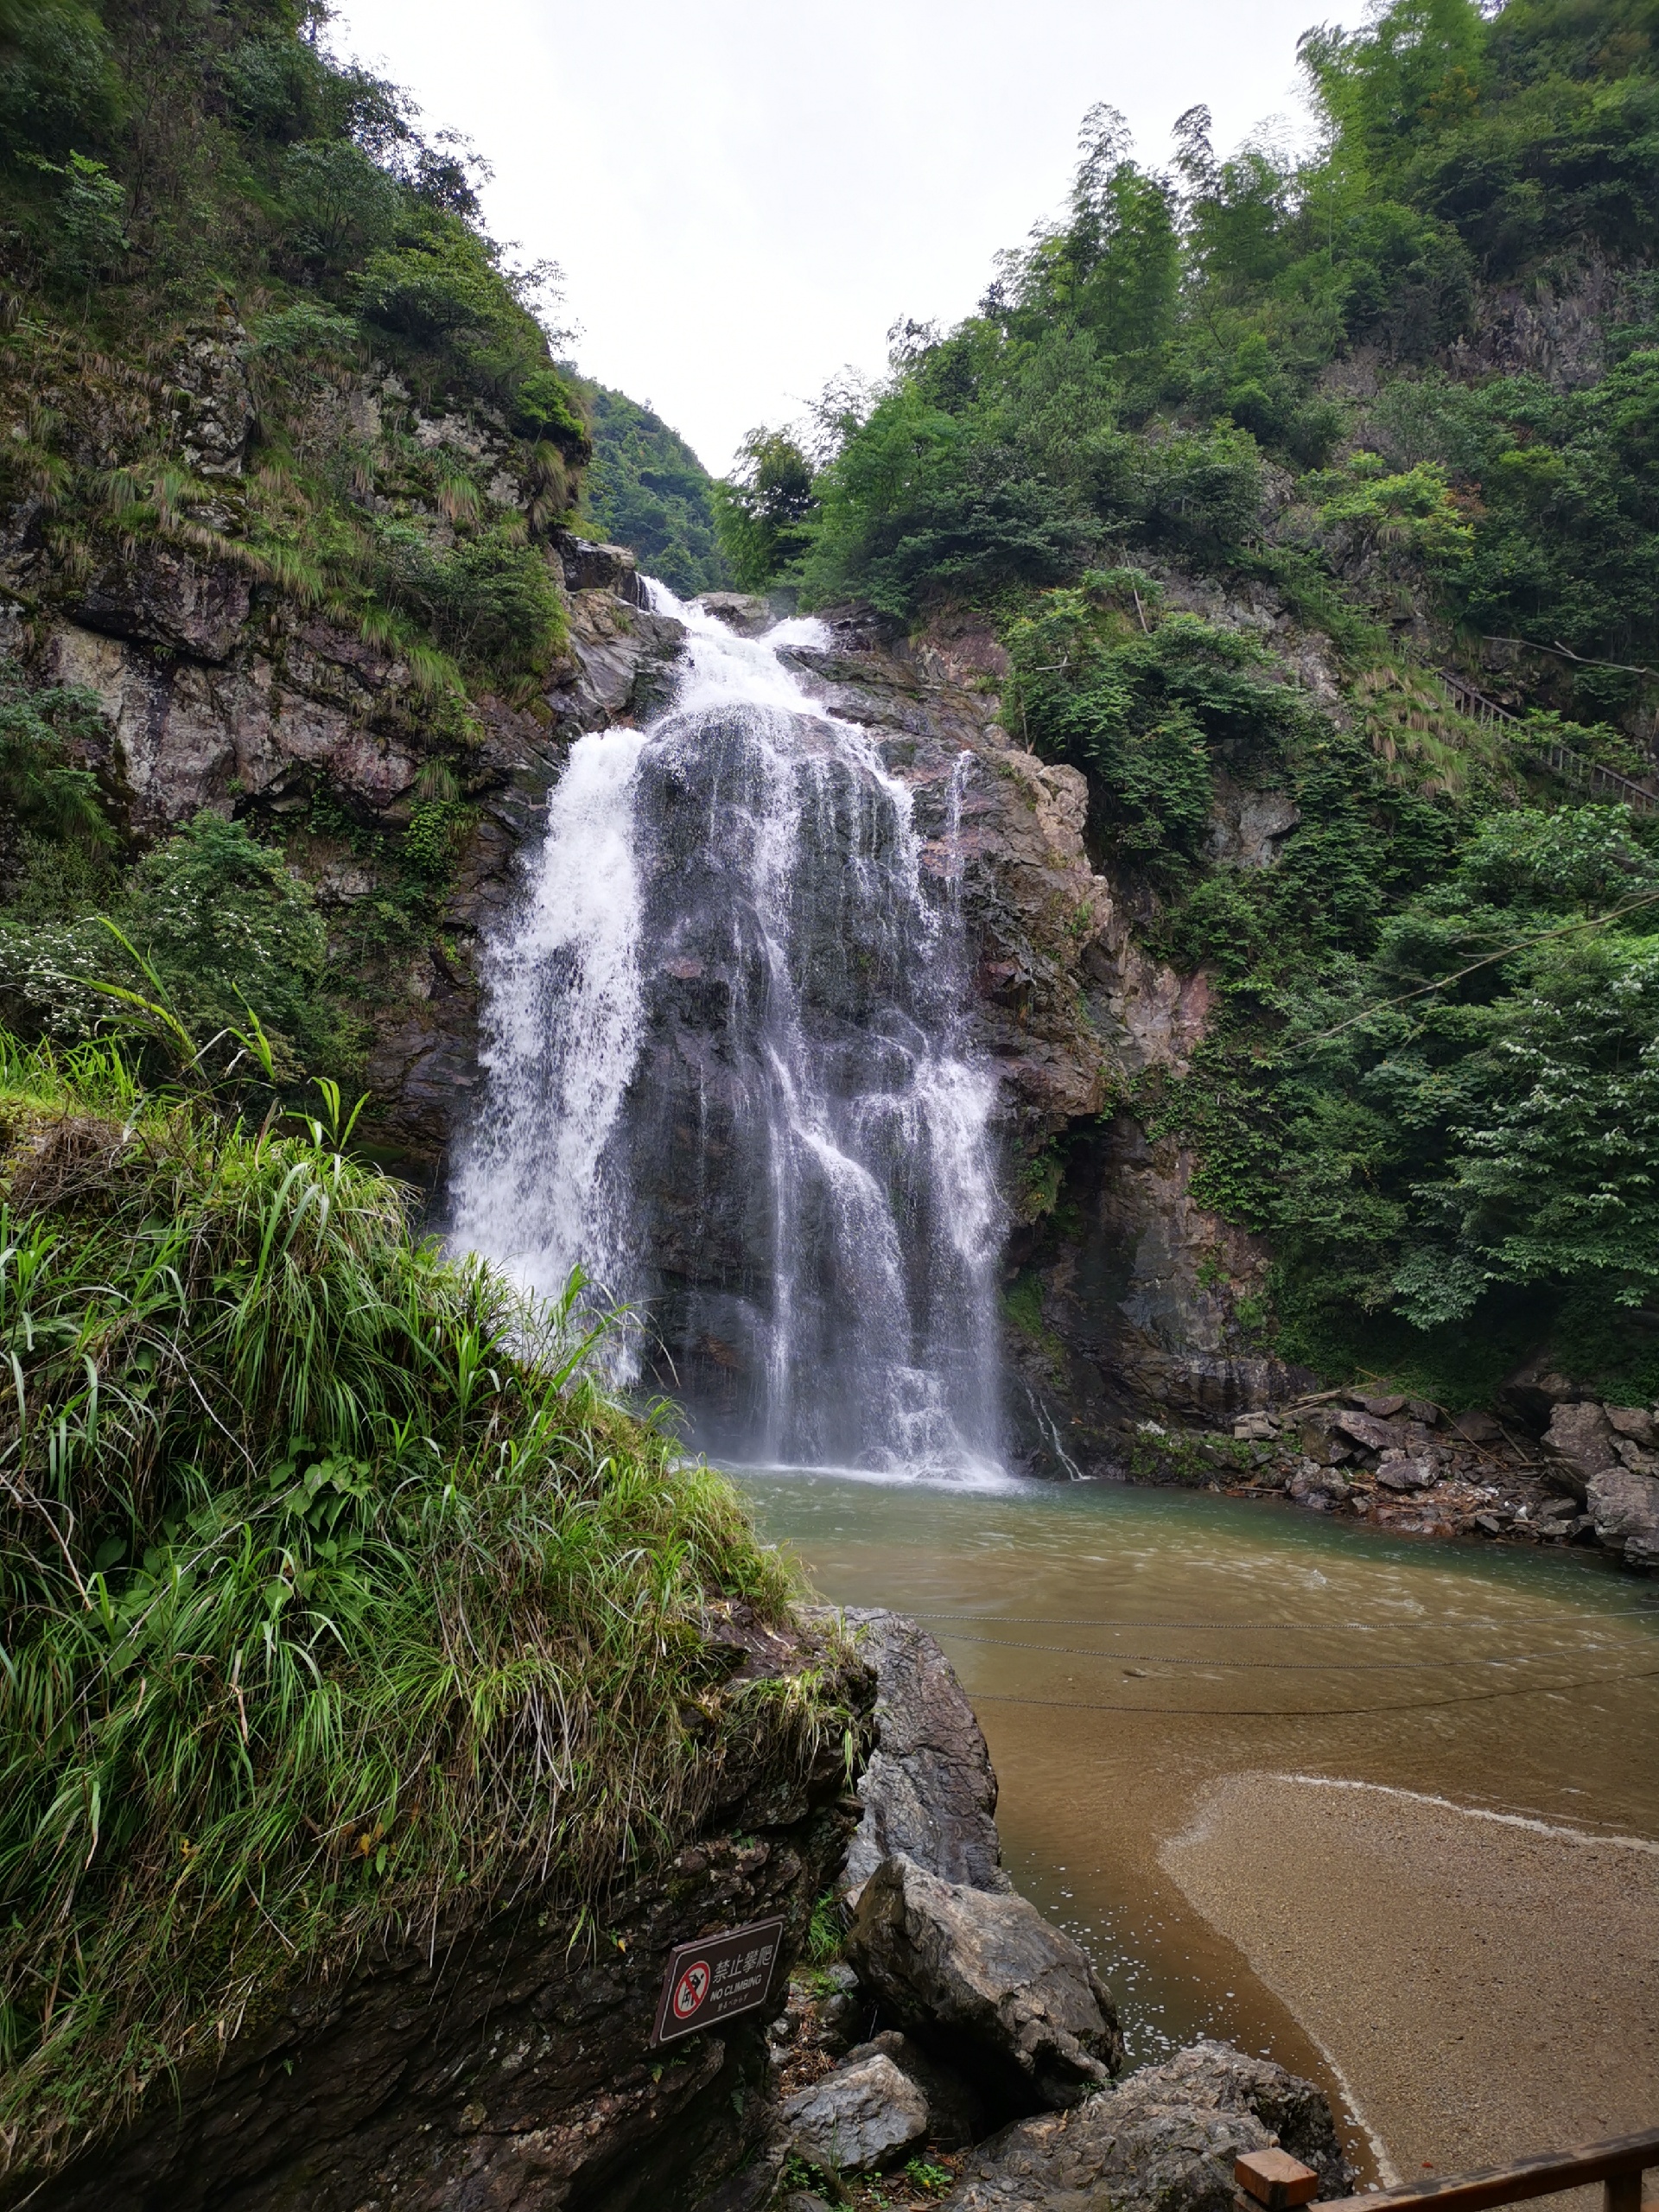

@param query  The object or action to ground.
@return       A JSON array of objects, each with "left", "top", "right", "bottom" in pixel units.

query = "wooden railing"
[
  {"left": 1291, "top": 2126, "right": 1659, "bottom": 2212},
  {"left": 1435, "top": 670, "right": 1659, "bottom": 815}
]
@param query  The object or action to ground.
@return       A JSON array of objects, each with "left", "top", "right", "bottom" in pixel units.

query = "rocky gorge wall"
[{"left": 0, "top": 417, "right": 1345, "bottom": 1473}]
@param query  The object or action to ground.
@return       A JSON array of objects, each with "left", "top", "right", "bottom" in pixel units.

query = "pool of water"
[{"left": 732, "top": 1469, "right": 1659, "bottom": 2175}]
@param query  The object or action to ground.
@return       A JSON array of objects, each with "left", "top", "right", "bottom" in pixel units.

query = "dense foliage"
[
  {"left": 0, "top": 0, "right": 591, "bottom": 710},
  {"left": 579, "top": 381, "right": 729, "bottom": 595},
  {"left": 0, "top": 1037, "right": 837, "bottom": 2170},
  {"left": 715, "top": 0, "right": 1659, "bottom": 1395}
]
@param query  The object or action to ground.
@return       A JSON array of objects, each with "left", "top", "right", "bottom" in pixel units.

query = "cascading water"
[{"left": 450, "top": 587, "right": 1006, "bottom": 1481}]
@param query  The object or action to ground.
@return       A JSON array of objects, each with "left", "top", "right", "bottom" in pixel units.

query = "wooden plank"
[
  {"left": 1237, "top": 2149, "right": 1321, "bottom": 2208},
  {"left": 1313, "top": 2126, "right": 1659, "bottom": 2212}
]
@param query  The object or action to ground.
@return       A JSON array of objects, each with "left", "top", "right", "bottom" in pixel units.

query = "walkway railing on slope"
[
  {"left": 1306, "top": 2124, "right": 1659, "bottom": 2212},
  {"left": 1435, "top": 669, "right": 1659, "bottom": 815},
  {"left": 1237, "top": 2123, "right": 1659, "bottom": 2212}
]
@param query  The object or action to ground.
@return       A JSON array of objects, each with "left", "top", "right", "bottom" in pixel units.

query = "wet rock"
[
  {"left": 779, "top": 2051, "right": 929, "bottom": 2172},
  {"left": 845, "top": 2029, "right": 986, "bottom": 2149},
  {"left": 698, "top": 591, "right": 775, "bottom": 636},
  {"left": 551, "top": 529, "right": 642, "bottom": 601},
  {"left": 838, "top": 1610, "right": 1009, "bottom": 1900},
  {"left": 1541, "top": 1402, "right": 1620, "bottom": 1502},
  {"left": 952, "top": 2039, "right": 1351, "bottom": 2212},
  {"left": 1287, "top": 1463, "right": 1350, "bottom": 1507},
  {"left": 846, "top": 1853, "right": 1123, "bottom": 2110},
  {"left": 1586, "top": 1466, "right": 1659, "bottom": 1567}
]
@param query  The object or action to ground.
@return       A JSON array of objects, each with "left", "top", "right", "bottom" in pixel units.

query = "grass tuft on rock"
[{"left": 0, "top": 1034, "right": 827, "bottom": 2172}]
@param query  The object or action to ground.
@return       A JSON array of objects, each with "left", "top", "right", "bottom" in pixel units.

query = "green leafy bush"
[{"left": 0, "top": 1037, "right": 834, "bottom": 2174}]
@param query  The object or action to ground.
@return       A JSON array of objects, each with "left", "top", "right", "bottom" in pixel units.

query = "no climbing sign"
[{"left": 650, "top": 1916, "right": 785, "bottom": 2047}]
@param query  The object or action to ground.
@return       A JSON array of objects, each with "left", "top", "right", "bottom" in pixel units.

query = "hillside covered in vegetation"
[
  {"left": 578, "top": 379, "right": 730, "bottom": 597},
  {"left": 0, "top": 0, "right": 709, "bottom": 1106},
  {"left": 718, "top": 0, "right": 1659, "bottom": 1407}
]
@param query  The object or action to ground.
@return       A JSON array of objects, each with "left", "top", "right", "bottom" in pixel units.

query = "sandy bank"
[{"left": 1162, "top": 1773, "right": 1659, "bottom": 2194}]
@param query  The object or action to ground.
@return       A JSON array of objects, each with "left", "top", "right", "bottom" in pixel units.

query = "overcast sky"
[{"left": 328, "top": 0, "right": 1355, "bottom": 474}]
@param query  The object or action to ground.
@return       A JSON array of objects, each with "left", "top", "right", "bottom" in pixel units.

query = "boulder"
[
  {"left": 1541, "top": 1402, "right": 1620, "bottom": 1501},
  {"left": 951, "top": 2039, "right": 1351, "bottom": 2212},
  {"left": 1498, "top": 1357, "right": 1580, "bottom": 1430},
  {"left": 1287, "top": 1464, "right": 1349, "bottom": 1508},
  {"left": 778, "top": 2051, "right": 929, "bottom": 2173},
  {"left": 1331, "top": 1408, "right": 1405, "bottom": 1455},
  {"left": 840, "top": 1611, "right": 1009, "bottom": 1899},
  {"left": 846, "top": 1854, "right": 1123, "bottom": 2110},
  {"left": 1586, "top": 1465, "right": 1659, "bottom": 1568},
  {"left": 1376, "top": 1452, "right": 1438, "bottom": 1491},
  {"left": 698, "top": 591, "right": 775, "bottom": 637},
  {"left": 553, "top": 531, "right": 642, "bottom": 603},
  {"left": 844, "top": 2029, "right": 986, "bottom": 2148},
  {"left": 1605, "top": 1406, "right": 1656, "bottom": 1447},
  {"left": 1450, "top": 1408, "right": 1503, "bottom": 1444}
]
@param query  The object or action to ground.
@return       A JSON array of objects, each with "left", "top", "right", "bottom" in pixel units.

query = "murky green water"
[{"left": 732, "top": 1470, "right": 1659, "bottom": 2171}]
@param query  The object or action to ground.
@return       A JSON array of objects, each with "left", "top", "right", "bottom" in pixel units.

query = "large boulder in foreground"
[
  {"left": 846, "top": 1853, "right": 1123, "bottom": 2109},
  {"left": 778, "top": 2051, "right": 929, "bottom": 2173},
  {"left": 951, "top": 2038, "right": 1351, "bottom": 2212},
  {"left": 838, "top": 1609, "right": 1009, "bottom": 1899},
  {"left": 1541, "top": 1401, "right": 1619, "bottom": 1499},
  {"left": 1587, "top": 1465, "right": 1659, "bottom": 1567}
]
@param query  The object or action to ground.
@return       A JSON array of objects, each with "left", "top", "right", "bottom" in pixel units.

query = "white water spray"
[{"left": 451, "top": 586, "right": 1006, "bottom": 1482}]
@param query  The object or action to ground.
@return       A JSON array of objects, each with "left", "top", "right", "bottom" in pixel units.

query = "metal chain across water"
[
  {"left": 930, "top": 1631, "right": 1634, "bottom": 1669},
  {"left": 911, "top": 1609, "right": 1659, "bottom": 1630},
  {"left": 966, "top": 1662, "right": 1659, "bottom": 1719}
]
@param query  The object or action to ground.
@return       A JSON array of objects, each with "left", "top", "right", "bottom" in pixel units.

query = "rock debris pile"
[{"left": 1138, "top": 1377, "right": 1658, "bottom": 1568}]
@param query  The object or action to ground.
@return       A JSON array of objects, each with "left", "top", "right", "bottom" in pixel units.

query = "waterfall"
[{"left": 450, "top": 586, "right": 1006, "bottom": 1483}]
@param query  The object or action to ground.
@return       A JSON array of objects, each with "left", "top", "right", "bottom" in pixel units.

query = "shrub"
[{"left": 0, "top": 1036, "right": 837, "bottom": 2174}]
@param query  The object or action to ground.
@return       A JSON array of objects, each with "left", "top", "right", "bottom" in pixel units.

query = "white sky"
[{"left": 328, "top": 0, "right": 1353, "bottom": 475}]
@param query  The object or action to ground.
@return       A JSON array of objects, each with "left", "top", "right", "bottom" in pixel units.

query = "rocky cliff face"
[
  {"left": 4, "top": 481, "right": 1316, "bottom": 1462},
  {"left": 14, "top": 1609, "right": 869, "bottom": 2212}
]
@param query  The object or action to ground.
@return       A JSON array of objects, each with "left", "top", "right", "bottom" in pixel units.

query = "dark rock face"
[
  {"left": 17, "top": 1623, "right": 873, "bottom": 2212},
  {"left": 16, "top": 552, "right": 683, "bottom": 1174},
  {"left": 846, "top": 1853, "right": 1125, "bottom": 2112},
  {"left": 837, "top": 1609, "right": 1008, "bottom": 1900},
  {"left": 952, "top": 2039, "right": 1351, "bottom": 2212}
]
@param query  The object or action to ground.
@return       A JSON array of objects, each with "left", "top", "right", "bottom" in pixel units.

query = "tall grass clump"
[{"left": 0, "top": 1035, "right": 835, "bottom": 2175}]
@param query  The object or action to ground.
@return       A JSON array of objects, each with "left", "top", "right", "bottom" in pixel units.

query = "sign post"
[{"left": 650, "top": 1916, "right": 785, "bottom": 2048}]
